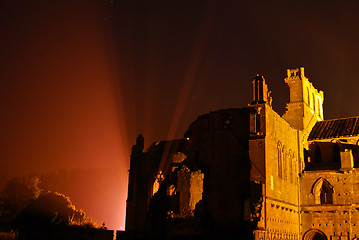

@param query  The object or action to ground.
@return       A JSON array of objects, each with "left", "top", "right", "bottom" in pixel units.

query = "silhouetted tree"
[
  {"left": 0, "top": 175, "right": 98, "bottom": 231},
  {"left": 0, "top": 176, "right": 42, "bottom": 231},
  {"left": 12, "top": 192, "right": 97, "bottom": 230}
]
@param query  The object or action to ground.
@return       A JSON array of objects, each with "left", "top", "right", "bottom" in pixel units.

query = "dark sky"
[{"left": 1, "top": 0, "right": 359, "bottom": 230}]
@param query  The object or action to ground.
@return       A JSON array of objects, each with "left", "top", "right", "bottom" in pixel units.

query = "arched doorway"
[{"left": 303, "top": 229, "right": 327, "bottom": 240}]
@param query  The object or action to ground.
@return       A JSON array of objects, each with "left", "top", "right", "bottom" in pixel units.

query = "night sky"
[{"left": 1, "top": 0, "right": 359, "bottom": 230}]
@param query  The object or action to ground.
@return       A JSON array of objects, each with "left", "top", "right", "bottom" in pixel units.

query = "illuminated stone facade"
[{"left": 125, "top": 67, "right": 359, "bottom": 240}]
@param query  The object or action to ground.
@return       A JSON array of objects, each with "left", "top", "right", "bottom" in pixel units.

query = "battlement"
[
  {"left": 283, "top": 67, "right": 324, "bottom": 131},
  {"left": 286, "top": 67, "right": 306, "bottom": 80}
]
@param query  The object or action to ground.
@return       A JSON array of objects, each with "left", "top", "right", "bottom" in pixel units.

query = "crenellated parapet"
[{"left": 283, "top": 67, "right": 324, "bottom": 132}]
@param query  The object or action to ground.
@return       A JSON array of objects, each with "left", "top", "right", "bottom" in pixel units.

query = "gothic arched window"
[
  {"left": 288, "top": 150, "right": 293, "bottom": 183},
  {"left": 292, "top": 153, "right": 297, "bottom": 184},
  {"left": 312, "top": 178, "right": 334, "bottom": 205},
  {"left": 320, "top": 181, "right": 333, "bottom": 204},
  {"left": 277, "top": 142, "right": 282, "bottom": 178}
]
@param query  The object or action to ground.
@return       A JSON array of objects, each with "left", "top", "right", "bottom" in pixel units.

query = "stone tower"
[{"left": 282, "top": 67, "right": 324, "bottom": 133}]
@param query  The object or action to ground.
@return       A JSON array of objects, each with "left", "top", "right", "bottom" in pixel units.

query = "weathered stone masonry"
[{"left": 125, "top": 67, "right": 359, "bottom": 240}]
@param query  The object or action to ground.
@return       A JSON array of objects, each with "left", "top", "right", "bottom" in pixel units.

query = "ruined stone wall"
[
  {"left": 300, "top": 170, "right": 359, "bottom": 240},
  {"left": 126, "top": 139, "right": 187, "bottom": 239},
  {"left": 126, "top": 151, "right": 156, "bottom": 239},
  {"left": 172, "top": 166, "right": 204, "bottom": 217},
  {"left": 249, "top": 105, "right": 266, "bottom": 184},
  {"left": 185, "top": 108, "right": 252, "bottom": 234},
  {"left": 262, "top": 105, "right": 301, "bottom": 237},
  {"left": 189, "top": 170, "right": 204, "bottom": 211},
  {"left": 124, "top": 67, "right": 359, "bottom": 240}
]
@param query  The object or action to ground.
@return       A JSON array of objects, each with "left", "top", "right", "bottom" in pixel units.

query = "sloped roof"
[{"left": 308, "top": 116, "right": 359, "bottom": 140}]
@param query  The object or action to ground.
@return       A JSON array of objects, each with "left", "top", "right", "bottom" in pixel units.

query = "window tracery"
[{"left": 312, "top": 178, "right": 333, "bottom": 205}]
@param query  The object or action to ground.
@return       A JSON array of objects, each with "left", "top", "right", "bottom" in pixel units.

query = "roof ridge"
[{"left": 321, "top": 116, "right": 359, "bottom": 122}]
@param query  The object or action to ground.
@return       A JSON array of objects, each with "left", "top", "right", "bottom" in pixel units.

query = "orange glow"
[
  {"left": 152, "top": 171, "right": 164, "bottom": 196},
  {"left": 0, "top": 1, "right": 131, "bottom": 231},
  {"left": 2, "top": 0, "right": 359, "bottom": 233}
]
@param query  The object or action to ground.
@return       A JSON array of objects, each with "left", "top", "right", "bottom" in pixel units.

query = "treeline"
[
  {"left": 0, "top": 167, "right": 127, "bottom": 232},
  {"left": 0, "top": 171, "right": 100, "bottom": 232}
]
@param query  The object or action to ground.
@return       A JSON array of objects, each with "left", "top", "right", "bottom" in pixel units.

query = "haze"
[{"left": 1, "top": 0, "right": 359, "bottom": 230}]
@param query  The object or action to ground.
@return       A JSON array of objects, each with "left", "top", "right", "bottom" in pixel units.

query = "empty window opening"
[
  {"left": 153, "top": 171, "right": 164, "bottom": 196},
  {"left": 333, "top": 145, "right": 341, "bottom": 163},
  {"left": 320, "top": 183, "right": 333, "bottom": 204},
  {"left": 312, "top": 178, "right": 334, "bottom": 205},
  {"left": 315, "top": 146, "right": 322, "bottom": 163}
]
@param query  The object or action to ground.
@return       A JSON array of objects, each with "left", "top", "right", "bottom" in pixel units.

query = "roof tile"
[{"left": 308, "top": 116, "right": 359, "bottom": 140}]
